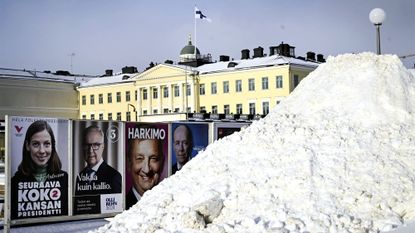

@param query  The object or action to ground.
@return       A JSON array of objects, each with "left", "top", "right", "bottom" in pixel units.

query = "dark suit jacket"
[
  {"left": 172, "top": 163, "right": 179, "bottom": 175},
  {"left": 75, "top": 161, "right": 121, "bottom": 196},
  {"left": 125, "top": 188, "right": 139, "bottom": 210}
]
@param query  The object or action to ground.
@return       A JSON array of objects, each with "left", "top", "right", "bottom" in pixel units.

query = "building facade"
[{"left": 78, "top": 42, "right": 321, "bottom": 122}]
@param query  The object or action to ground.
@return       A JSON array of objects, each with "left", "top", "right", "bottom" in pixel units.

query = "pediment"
[{"left": 132, "top": 64, "right": 187, "bottom": 81}]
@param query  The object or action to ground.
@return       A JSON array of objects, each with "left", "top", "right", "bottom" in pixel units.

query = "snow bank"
[{"left": 91, "top": 53, "right": 415, "bottom": 233}]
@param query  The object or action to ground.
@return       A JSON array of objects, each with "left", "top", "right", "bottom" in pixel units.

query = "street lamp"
[
  {"left": 128, "top": 103, "right": 138, "bottom": 122},
  {"left": 369, "top": 8, "right": 386, "bottom": 55}
]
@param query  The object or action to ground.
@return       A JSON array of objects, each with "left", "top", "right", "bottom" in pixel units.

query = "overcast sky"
[{"left": 1, "top": 0, "right": 414, "bottom": 75}]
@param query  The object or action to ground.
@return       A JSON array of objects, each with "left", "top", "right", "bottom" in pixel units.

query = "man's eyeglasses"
[{"left": 83, "top": 143, "right": 102, "bottom": 150}]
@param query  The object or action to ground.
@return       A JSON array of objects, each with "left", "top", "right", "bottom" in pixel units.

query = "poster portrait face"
[
  {"left": 125, "top": 123, "right": 168, "bottom": 206},
  {"left": 171, "top": 122, "right": 209, "bottom": 175},
  {"left": 128, "top": 138, "right": 163, "bottom": 195},
  {"left": 26, "top": 129, "right": 53, "bottom": 167}
]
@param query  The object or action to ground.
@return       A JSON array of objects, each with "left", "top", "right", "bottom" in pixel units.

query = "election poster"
[
  {"left": 72, "top": 120, "right": 123, "bottom": 215},
  {"left": 124, "top": 122, "right": 168, "bottom": 210},
  {"left": 213, "top": 122, "right": 251, "bottom": 140},
  {"left": 9, "top": 116, "right": 69, "bottom": 220},
  {"left": 171, "top": 122, "right": 209, "bottom": 175}
]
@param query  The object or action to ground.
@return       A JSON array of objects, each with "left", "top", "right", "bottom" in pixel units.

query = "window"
[
  {"left": 126, "top": 91, "right": 131, "bottom": 102},
  {"left": 224, "top": 105, "right": 230, "bottom": 114},
  {"left": 90, "top": 95, "right": 95, "bottom": 105},
  {"left": 186, "top": 84, "right": 191, "bottom": 96},
  {"left": 248, "top": 78, "right": 255, "bottom": 91},
  {"left": 223, "top": 81, "right": 229, "bottom": 93},
  {"left": 126, "top": 112, "right": 131, "bottom": 121},
  {"left": 116, "top": 92, "right": 121, "bottom": 102},
  {"left": 108, "top": 113, "right": 112, "bottom": 120},
  {"left": 107, "top": 93, "right": 112, "bottom": 103},
  {"left": 153, "top": 109, "right": 158, "bottom": 114},
  {"left": 82, "top": 95, "right": 86, "bottom": 105},
  {"left": 143, "top": 89, "right": 148, "bottom": 100},
  {"left": 200, "top": 106, "right": 206, "bottom": 112},
  {"left": 82, "top": 114, "right": 86, "bottom": 120},
  {"left": 143, "top": 110, "right": 148, "bottom": 115},
  {"left": 163, "top": 86, "right": 169, "bottom": 98},
  {"left": 200, "top": 84, "right": 205, "bottom": 95},
  {"left": 135, "top": 90, "right": 138, "bottom": 100},
  {"left": 153, "top": 88, "right": 158, "bottom": 99},
  {"left": 212, "top": 105, "right": 218, "bottom": 114},
  {"left": 174, "top": 85, "right": 180, "bottom": 97},
  {"left": 98, "top": 94, "right": 103, "bottom": 104},
  {"left": 236, "top": 80, "right": 242, "bottom": 92},
  {"left": 236, "top": 104, "right": 243, "bottom": 114},
  {"left": 293, "top": 75, "right": 300, "bottom": 88},
  {"left": 262, "top": 101, "right": 269, "bottom": 115},
  {"left": 276, "top": 75, "right": 283, "bottom": 88},
  {"left": 262, "top": 77, "right": 269, "bottom": 90},
  {"left": 249, "top": 103, "right": 256, "bottom": 115},
  {"left": 90, "top": 114, "right": 95, "bottom": 120},
  {"left": 163, "top": 108, "right": 169, "bottom": 114},
  {"left": 117, "top": 112, "right": 121, "bottom": 120},
  {"left": 99, "top": 113, "right": 103, "bottom": 120},
  {"left": 211, "top": 82, "right": 217, "bottom": 94}
]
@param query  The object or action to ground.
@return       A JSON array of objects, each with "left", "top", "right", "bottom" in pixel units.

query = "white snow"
[
  {"left": 91, "top": 53, "right": 415, "bottom": 233},
  {"left": 197, "top": 54, "right": 319, "bottom": 75}
]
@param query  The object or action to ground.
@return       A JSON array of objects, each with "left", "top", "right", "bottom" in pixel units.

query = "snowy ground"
[
  {"left": 7, "top": 218, "right": 109, "bottom": 233},
  {"left": 91, "top": 53, "right": 415, "bottom": 233}
]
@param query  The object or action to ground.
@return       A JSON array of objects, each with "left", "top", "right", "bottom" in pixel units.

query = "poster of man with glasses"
[{"left": 72, "top": 120, "right": 123, "bottom": 215}]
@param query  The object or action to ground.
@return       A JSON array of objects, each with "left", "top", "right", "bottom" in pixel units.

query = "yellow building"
[{"left": 78, "top": 41, "right": 322, "bottom": 122}]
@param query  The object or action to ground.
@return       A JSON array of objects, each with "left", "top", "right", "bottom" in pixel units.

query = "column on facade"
[
  {"left": 169, "top": 84, "right": 174, "bottom": 113},
  {"left": 159, "top": 85, "right": 163, "bottom": 114},
  {"left": 180, "top": 80, "right": 187, "bottom": 112},
  {"left": 136, "top": 86, "right": 141, "bottom": 120},
  {"left": 149, "top": 86, "right": 153, "bottom": 114}
]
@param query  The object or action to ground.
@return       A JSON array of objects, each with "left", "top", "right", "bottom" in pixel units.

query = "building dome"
[
  {"left": 180, "top": 35, "right": 200, "bottom": 56},
  {"left": 179, "top": 35, "right": 201, "bottom": 63}
]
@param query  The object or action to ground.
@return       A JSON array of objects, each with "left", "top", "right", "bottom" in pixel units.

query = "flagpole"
[{"left": 194, "top": 5, "right": 197, "bottom": 59}]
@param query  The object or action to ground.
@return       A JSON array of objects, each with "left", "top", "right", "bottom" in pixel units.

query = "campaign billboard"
[
  {"left": 171, "top": 122, "right": 209, "bottom": 175},
  {"left": 124, "top": 122, "right": 168, "bottom": 210},
  {"left": 8, "top": 116, "right": 69, "bottom": 220},
  {"left": 72, "top": 120, "right": 123, "bottom": 215},
  {"left": 213, "top": 122, "right": 251, "bottom": 140}
]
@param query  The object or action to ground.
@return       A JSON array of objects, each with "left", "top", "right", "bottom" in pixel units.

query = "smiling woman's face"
[{"left": 26, "top": 129, "right": 52, "bottom": 167}]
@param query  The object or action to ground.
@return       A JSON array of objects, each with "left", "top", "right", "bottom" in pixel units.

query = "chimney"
[
  {"left": 306, "top": 52, "right": 316, "bottom": 61},
  {"left": 276, "top": 42, "right": 295, "bottom": 57},
  {"left": 122, "top": 66, "right": 138, "bottom": 74},
  {"left": 105, "top": 69, "right": 113, "bottom": 76},
  {"left": 269, "top": 46, "right": 278, "bottom": 56},
  {"left": 253, "top": 46, "right": 264, "bottom": 58},
  {"left": 241, "top": 49, "right": 250, "bottom": 59},
  {"left": 219, "top": 55, "right": 230, "bottom": 62},
  {"left": 317, "top": 54, "right": 325, "bottom": 62}
]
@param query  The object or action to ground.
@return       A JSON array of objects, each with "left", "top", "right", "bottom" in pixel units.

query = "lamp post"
[
  {"left": 369, "top": 8, "right": 386, "bottom": 55},
  {"left": 128, "top": 103, "right": 137, "bottom": 122}
]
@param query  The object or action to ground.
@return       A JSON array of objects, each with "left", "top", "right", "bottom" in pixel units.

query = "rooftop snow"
[{"left": 0, "top": 68, "right": 95, "bottom": 84}]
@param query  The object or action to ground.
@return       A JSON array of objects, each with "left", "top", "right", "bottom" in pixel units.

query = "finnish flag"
[{"left": 195, "top": 7, "right": 212, "bottom": 22}]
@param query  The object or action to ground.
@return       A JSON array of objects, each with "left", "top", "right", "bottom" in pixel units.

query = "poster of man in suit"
[
  {"left": 124, "top": 123, "right": 168, "bottom": 210},
  {"left": 73, "top": 120, "right": 123, "bottom": 215}
]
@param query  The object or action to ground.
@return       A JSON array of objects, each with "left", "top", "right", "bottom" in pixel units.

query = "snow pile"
[{"left": 92, "top": 53, "right": 415, "bottom": 233}]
